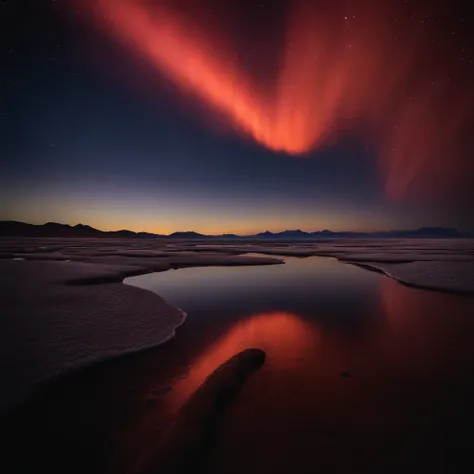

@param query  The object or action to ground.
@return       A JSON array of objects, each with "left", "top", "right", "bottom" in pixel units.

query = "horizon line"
[{"left": 0, "top": 220, "right": 469, "bottom": 237}]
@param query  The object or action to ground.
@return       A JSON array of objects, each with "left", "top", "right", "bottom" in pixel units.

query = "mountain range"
[{"left": 0, "top": 221, "right": 472, "bottom": 239}]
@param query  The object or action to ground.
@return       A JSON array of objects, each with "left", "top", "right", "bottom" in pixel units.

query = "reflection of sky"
[
  {"left": 126, "top": 256, "right": 381, "bottom": 322},
  {"left": 126, "top": 256, "right": 474, "bottom": 474},
  {"left": 126, "top": 257, "right": 474, "bottom": 399}
]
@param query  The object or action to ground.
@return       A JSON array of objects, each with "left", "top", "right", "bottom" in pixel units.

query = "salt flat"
[{"left": 1, "top": 237, "right": 472, "bottom": 414}]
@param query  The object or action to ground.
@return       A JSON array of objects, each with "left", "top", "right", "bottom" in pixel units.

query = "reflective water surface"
[{"left": 125, "top": 256, "right": 474, "bottom": 473}]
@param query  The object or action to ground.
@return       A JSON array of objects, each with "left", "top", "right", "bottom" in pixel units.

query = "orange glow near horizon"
[{"left": 85, "top": 0, "right": 473, "bottom": 201}]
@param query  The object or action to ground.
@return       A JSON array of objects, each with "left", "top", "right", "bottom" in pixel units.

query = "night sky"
[{"left": 1, "top": 0, "right": 473, "bottom": 234}]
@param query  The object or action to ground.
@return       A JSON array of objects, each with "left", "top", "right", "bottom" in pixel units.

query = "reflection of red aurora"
[
  {"left": 84, "top": 0, "right": 473, "bottom": 200},
  {"left": 166, "top": 311, "right": 318, "bottom": 410},
  {"left": 122, "top": 280, "right": 474, "bottom": 472},
  {"left": 166, "top": 279, "right": 474, "bottom": 415}
]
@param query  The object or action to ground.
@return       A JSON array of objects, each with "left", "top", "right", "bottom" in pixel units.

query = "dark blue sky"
[{"left": 1, "top": 0, "right": 473, "bottom": 234}]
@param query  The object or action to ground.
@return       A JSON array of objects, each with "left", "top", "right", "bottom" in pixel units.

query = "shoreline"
[
  {"left": 345, "top": 260, "right": 474, "bottom": 296},
  {"left": 2, "top": 236, "right": 473, "bottom": 296}
]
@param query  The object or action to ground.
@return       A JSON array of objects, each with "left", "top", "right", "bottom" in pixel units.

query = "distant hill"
[
  {"left": 168, "top": 231, "right": 207, "bottom": 239},
  {"left": 253, "top": 226, "right": 473, "bottom": 239},
  {"left": 0, "top": 221, "right": 160, "bottom": 238},
  {"left": 0, "top": 221, "right": 472, "bottom": 239},
  {"left": 268, "top": 229, "right": 311, "bottom": 238}
]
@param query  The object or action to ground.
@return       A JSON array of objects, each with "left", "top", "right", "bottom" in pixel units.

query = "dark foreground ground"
[
  {"left": 2, "top": 327, "right": 474, "bottom": 474},
  {"left": 1, "top": 347, "right": 267, "bottom": 474}
]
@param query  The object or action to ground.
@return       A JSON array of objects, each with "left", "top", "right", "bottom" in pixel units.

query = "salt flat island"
[{"left": 1, "top": 237, "right": 474, "bottom": 474}]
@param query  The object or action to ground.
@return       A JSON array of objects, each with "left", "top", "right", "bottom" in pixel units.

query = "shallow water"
[{"left": 125, "top": 256, "right": 474, "bottom": 473}]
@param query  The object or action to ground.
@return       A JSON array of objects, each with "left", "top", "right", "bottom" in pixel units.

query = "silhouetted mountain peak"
[
  {"left": 169, "top": 231, "right": 206, "bottom": 238},
  {"left": 44, "top": 221, "right": 69, "bottom": 228},
  {"left": 276, "top": 229, "right": 311, "bottom": 238}
]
